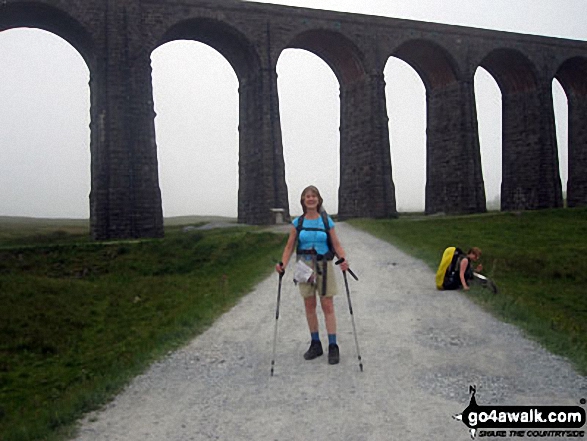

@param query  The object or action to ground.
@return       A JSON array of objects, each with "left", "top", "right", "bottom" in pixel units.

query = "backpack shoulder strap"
[
  {"left": 295, "top": 213, "right": 331, "bottom": 234},
  {"left": 296, "top": 215, "right": 305, "bottom": 234},
  {"left": 320, "top": 211, "right": 331, "bottom": 232},
  {"left": 297, "top": 214, "right": 328, "bottom": 233},
  {"left": 449, "top": 247, "right": 465, "bottom": 273},
  {"left": 321, "top": 211, "right": 335, "bottom": 259}
]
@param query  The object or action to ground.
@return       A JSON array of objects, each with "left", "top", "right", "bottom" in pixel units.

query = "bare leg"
[
  {"left": 319, "top": 296, "right": 336, "bottom": 335},
  {"left": 304, "top": 296, "right": 319, "bottom": 333}
]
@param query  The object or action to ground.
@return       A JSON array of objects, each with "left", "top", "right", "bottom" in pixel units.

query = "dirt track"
[{"left": 74, "top": 223, "right": 587, "bottom": 441}]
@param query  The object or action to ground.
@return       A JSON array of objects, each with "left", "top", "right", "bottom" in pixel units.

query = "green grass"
[
  {"left": 3, "top": 209, "right": 585, "bottom": 440},
  {"left": 0, "top": 217, "right": 91, "bottom": 248},
  {"left": 349, "top": 207, "right": 587, "bottom": 376},
  {"left": 0, "top": 221, "right": 286, "bottom": 441}
]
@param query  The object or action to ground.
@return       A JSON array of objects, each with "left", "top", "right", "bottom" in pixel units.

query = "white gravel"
[{"left": 73, "top": 223, "right": 586, "bottom": 441}]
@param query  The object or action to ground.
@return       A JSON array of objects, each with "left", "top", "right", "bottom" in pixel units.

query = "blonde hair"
[{"left": 300, "top": 185, "right": 324, "bottom": 214}]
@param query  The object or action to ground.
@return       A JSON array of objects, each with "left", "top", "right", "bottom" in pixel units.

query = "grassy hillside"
[{"left": 0, "top": 221, "right": 285, "bottom": 441}]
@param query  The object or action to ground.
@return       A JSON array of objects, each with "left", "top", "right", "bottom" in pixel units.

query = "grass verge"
[
  {"left": 348, "top": 208, "right": 587, "bottom": 376},
  {"left": 0, "top": 223, "right": 286, "bottom": 441}
]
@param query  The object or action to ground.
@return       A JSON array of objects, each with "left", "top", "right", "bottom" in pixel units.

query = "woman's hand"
[
  {"left": 335, "top": 257, "right": 349, "bottom": 272},
  {"left": 275, "top": 262, "right": 285, "bottom": 274},
  {"left": 339, "top": 259, "right": 349, "bottom": 272}
]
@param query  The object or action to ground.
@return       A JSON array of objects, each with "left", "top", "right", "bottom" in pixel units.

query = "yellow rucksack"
[{"left": 435, "top": 247, "right": 463, "bottom": 290}]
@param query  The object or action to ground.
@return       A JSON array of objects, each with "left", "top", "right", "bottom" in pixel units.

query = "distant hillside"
[
  {"left": 163, "top": 215, "right": 237, "bottom": 226},
  {"left": 0, "top": 216, "right": 238, "bottom": 246},
  {"left": 0, "top": 215, "right": 237, "bottom": 227}
]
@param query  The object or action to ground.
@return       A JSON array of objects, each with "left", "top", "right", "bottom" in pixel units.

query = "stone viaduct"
[{"left": 2, "top": 0, "right": 587, "bottom": 239}]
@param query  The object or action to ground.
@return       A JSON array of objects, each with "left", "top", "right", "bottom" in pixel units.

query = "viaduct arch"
[{"left": 2, "top": 0, "right": 587, "bottom": 239}]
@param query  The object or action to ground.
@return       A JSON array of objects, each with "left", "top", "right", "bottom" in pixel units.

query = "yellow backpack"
[{"left": 435, "top": 247, "right": 463, "bottom": 290}]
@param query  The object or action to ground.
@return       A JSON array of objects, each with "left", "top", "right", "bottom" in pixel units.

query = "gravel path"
[{"left": 74, "top": 223, "right": 586, "bottom": 441}]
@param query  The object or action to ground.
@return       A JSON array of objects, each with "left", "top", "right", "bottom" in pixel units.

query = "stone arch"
[
  {"left": 479, "top": 48, "right": 538, "bottom": 94},
  {"left": 391, "top": 39, "right": 460, "bottom": 90},
  {"left": 555, "top": 56, "right": 587, "bottom": 99},
  {"left": 285, "top": 29, "right": 367, "bottom": 86},
  {"left": 157, "top": 17, "right": 262, "bottom": 81},
  {"left": 0, "top": 2, "right": 95, "bottom": 68},
  {"left": 282, "top": 29, "right": 396, "bottom": 219},
  {"left": 151, "top": 41, "right": 239, "bottom": 218},
  {"left": 277, "top": 29, "right": 365, "bottom": 215},
  {"left": 383, "top": 56, "right": 427, "bottom": 212},
  {"left": 555, "top": 57, "right": 587, "bottom": 207},
  {"left": 0, "top": 4, "right": 93, "bottom": 219},
  {"left": 275, "top": 49, "right": 340, "bottom": 216},
  {"left": 474, "top": 66, "right": 503, "bottom": 210},
  {"left": 479, "top": 48, "right": 562, "bottom": 210},
  {"left": 156, "top": 18, "right": 280, "bottom": 225},
  {"left": 388, "top": 40, "right": 486, "bottom": 215}
]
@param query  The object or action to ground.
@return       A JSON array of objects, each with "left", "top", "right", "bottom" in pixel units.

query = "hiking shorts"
[{"left": 296, "top": 257, "right": 338, "bottom": 299}]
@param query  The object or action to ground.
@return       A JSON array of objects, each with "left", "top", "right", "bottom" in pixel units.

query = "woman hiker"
[
  {"left": 458, "top": 247, "right": 483, "bottom": 291},
  {"left": 275, "top": 185, "right": 349, "bottom": 365}
]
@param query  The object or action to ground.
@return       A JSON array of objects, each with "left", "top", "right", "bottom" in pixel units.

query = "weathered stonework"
[{"left": 2, "top": 0, "right": 586, "bottom": 239}]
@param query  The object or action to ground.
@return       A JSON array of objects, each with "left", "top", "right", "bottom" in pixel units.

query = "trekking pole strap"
[{"left": 335, "top": 258, "right": 359, "bottom": 281}]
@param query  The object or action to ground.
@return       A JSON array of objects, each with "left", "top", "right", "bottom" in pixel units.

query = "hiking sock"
[
  {"left": 311, "top": 332, "right": 320, "bottom": 342},
  {"left": 328, "top": 334, "right": 337, "bottom": 346}
]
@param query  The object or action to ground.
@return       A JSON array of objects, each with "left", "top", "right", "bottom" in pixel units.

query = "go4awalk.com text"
[
  {"left": 476, "top": 430, "right": 584, "bottom": 438},
  {"left": 453, "top": 386, "right": 586, "bottom": 439}
]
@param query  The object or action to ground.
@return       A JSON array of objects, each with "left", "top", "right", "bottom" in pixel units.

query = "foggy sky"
[{"left": 1, "top": 0, "right": 585, "bottom": 219}]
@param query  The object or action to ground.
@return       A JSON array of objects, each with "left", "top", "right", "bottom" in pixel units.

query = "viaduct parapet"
[{"left": 2, "top": 0, "right": 586, "bottom": 239}]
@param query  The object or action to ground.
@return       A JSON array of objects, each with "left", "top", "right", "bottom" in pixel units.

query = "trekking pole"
[
  {"left": 336, "top": 259, "right": 363, "bottom": 372},
  {"left": 270, "top": 268, "right": 285, "bottom": 377}
]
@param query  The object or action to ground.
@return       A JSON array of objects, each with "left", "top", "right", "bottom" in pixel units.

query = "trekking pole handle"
[{"left": 335, "top": 258, "right": 358, "bottom": 281}]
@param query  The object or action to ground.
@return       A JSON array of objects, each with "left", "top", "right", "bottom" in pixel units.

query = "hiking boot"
[
  {"left": 328, "top": 343, "right": 340, "bottom": 365},
  {"left": 303, "top": 340, "right": 323, "bottom": 360}
]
